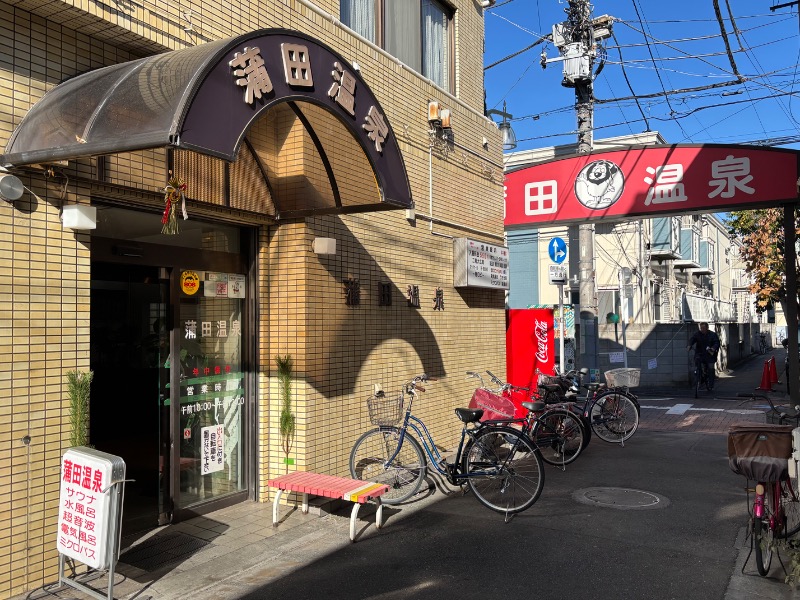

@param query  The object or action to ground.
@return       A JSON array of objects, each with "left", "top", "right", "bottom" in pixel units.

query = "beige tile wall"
[{"left": 0, "top": 0, "right": 504, "bottom": 596}]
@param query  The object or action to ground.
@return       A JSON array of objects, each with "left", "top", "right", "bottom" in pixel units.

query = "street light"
[{"left": 487, "top": 101, "right": 517, "bottom": 150}]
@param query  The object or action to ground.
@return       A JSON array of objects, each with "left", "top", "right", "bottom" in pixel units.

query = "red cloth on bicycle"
[{"left": 468, "top": 388, "right": 517, "bottom": 421}]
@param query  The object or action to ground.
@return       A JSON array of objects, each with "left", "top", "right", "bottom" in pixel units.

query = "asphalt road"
[{"left": 237, "top": 422, "right": 750, "bottom": 600}]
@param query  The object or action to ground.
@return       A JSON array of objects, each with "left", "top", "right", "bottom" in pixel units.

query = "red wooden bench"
[{"left": 267, "top": 472, "right": 390, "bottom": 542}]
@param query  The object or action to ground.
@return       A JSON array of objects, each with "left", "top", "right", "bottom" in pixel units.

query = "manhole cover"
[{"left": 572, "top": 487, "right": 669, "bottom": 510}]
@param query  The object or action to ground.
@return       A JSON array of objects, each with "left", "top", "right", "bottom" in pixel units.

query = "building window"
[{"left": 341, "top": 0, "right": 453, "bottom": 91}]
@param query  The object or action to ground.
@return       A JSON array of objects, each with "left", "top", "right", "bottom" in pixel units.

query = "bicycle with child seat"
[
  {"left": 466, "top": 370, "right": 587, "bottom": 468},
  {"left": 728, "top": 423, "right": 800, "bottom": 576},
  {"left": 349, "top": 374, "right": 545, "bottom": 516}
]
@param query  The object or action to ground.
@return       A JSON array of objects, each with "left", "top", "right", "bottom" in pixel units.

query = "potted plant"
[
  {"left": 275, "top": 355, "right": 295, "bottom": 468},
  {"left": 66, "top": 369, "right": 93, "bottom": 447}
]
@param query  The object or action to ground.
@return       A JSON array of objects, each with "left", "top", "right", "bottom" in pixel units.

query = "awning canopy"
[{"left": 2, "top": 29, "right": 412, "bottom": 211}]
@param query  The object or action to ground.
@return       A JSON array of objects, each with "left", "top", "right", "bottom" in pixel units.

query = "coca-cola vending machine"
[{"left": 506, "top": 308, "right": 555, "bottom": 416}]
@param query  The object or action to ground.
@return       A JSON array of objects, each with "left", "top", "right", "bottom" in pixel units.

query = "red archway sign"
[{"left": 504, "top": 144, "right": 799, "bottom": 227}]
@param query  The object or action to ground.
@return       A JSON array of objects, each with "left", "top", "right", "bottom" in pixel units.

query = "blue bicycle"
[{"left": 349, "top": 374, "right": 545, "bottom": 516}]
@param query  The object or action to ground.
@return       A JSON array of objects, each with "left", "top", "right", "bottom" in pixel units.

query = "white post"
[
  {"left": 618, "top": 270, "right": 629, "bottom": 368},
  {"left": 559, "top": 283, "right": 565, "bottom": 372}
]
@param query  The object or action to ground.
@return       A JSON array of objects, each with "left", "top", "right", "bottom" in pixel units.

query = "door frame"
[{"left": 91, "top": 230, "right": 257, "bottom": 523}]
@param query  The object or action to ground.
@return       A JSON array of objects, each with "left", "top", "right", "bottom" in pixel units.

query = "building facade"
[{"left": 0, "top": 1, "right": 507, "bottom": 596}]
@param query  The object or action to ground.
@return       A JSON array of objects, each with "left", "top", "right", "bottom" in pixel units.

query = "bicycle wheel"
[
  {"left": 693, "top": 363, "right": 701, "bottom": 398},
  {"left": 349, "top": 427, "right": 426, "bottom": 504},
  {"left": 754, "top": 485, "right": 775, "bottom": 576},
  {"left": 777, "top": 476, "right": 800, "bottom": 538},
  {"left": 530, "top": 408, "right": 586, "bottom": 467},
  {"left": 462, "top": 427, "right": 544, "bottom": 514},
  {"left": 589, "top": 392, "right": 640, "bottom": 444}
]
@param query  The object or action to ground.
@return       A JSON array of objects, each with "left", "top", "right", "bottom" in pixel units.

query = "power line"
[
  {"left": 630, "top": 0, "right": 691, "bottom": 140},
  {"left": 611, "top": 28, "right": 651, "bottom": 131},
  {"left": 484, "top": 36, "right": 549, "bottom": 71}
]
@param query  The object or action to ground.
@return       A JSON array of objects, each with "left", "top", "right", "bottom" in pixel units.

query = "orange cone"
[
  {"left": 757, "top": 360, "right": 774, "bottom": 391},
  {"left": 769, "top": 356, "right": 781, "bottom": 384}
]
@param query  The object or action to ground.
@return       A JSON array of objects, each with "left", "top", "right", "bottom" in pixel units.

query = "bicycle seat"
[
  {"left": 521, "top": 401, "right": 546, "bottom": 412},
  {"left": 455, "top": 408, "right": 484, "bottom": 423},
  {"left": 584, "top": 383, "right": 602, "bottom": 391}
]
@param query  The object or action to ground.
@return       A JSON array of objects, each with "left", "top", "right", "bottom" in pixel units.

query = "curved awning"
[{"left": 2, "top": 29, "right": 412, "bottom": 210}]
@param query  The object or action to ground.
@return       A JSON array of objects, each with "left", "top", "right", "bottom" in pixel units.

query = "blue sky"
[{"left": 484, "top": 1, "right": 800, "bottom": 153}]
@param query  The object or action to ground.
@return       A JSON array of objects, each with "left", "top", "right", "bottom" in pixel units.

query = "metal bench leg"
[
  {"left": 350, "top": 503, "right": 360, "bottom": 542},
  {"left": 302, "top": 492, "right": 309, "bottom": 514},
  {"left": 375, "top": 498, "right": 384, "bottom": 529},
  {"left": 272, "top": 489, "right": 284, "bottom": 527}
]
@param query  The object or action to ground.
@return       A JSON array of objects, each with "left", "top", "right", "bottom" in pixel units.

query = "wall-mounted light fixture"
[
  {"left": 428, "top": 101, "right": 441, "bottom": 128},
  {"left": 61, "top": 205, "right": 97, "bottom": 230},
  {"left": 0, "top": 167, "right": 24, "bottom": 202},
  {"left": 428, "top": 100, "right": 454, "bottom": 147},
  {"left": 487, "top": 101, "right": 517, "bottom": 150},
  {"left": 312, "top": 237, "right": 337, "bottom": 255}
]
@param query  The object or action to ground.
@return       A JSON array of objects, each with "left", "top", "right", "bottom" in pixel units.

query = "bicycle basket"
[
  {"left": 604, "top": 368, "right": 641, "bottom": 388},
  {"left": 537, "top": 373, "right": 561, "bottom": 387},
  {"left": 367, "top": 394, "right": 404, "bottom": 426},
  {"left": 727, "top": 424, "right": 793, "bottom": 481}
]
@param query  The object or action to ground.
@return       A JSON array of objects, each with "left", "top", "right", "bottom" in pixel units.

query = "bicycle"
[
  {"left": 349, "top": 374, "right": 545, "bottom": 517},
  {"left": 728, "top": 423, "right": 800, "bottom": 576},
  {"left": 759, "top": 332, "right": 769, "bottom": 355},
  {"left": 691, "top": 349, "right": 715, "bottom": 398},
  {"left": 467, "top": 370, "right": 587, "bottom": 468},
  {"left": 537, "top": 367, "right": 640, "bottom": 446}
]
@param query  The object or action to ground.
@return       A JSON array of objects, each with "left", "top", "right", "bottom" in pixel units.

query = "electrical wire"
[
  {"left": 610, "top": 28, "right": 651, "bottom": 131},
  {"left": 485, "top": 36, "right": 549, "bottom": 71},
  {"left": 630, "top": 0, "right": 692, "bottom": 140}
]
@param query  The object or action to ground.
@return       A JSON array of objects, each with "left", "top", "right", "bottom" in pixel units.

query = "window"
[{"left": 340, "top": 0, "right": 453, "bottom": 91}]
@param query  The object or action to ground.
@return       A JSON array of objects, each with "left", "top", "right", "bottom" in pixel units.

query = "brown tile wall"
[{"left": 0, "top": 1, "right": 504, "bottom": 596}]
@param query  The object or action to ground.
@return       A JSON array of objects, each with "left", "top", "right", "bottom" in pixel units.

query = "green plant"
[
  {"left": 275, "top": 355, "right": 295, "bottom": 461},
  {"left": 66, "top": 369, "right": 93, "bottom": 447}
]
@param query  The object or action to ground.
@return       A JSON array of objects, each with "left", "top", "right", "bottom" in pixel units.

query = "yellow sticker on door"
[{"left": 180, "top": 270, "right": 201, "bottom": 295}]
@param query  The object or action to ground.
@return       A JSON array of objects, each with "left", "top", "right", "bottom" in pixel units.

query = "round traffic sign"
[{"left": 549, "top": 237, "right": 567, "bottom": 263}]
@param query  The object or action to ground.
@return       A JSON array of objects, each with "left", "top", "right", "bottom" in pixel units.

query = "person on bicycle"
[{"left": 687, "top": 322, "right": 720, "bottom": 391}]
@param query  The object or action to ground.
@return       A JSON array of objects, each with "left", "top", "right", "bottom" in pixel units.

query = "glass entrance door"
[
  {"left": 174, "top": 269, "right": 246, "bottom": 508},
  {"left": 91, "top": 206, "right": 251, "bottom": 529}
]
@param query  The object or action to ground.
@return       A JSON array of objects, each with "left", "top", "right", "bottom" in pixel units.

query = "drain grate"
[{"left": 120, "top": 531, "right": 211, "bottom": 571}]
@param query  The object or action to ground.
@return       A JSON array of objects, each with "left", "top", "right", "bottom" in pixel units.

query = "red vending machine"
[{"left": 506, "top": 308, "right": 555, "bottom": 416}]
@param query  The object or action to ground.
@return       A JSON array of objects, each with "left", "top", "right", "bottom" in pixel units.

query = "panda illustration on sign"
[{"left": 574, "top": 159, "right": 625, "bottom": 209}]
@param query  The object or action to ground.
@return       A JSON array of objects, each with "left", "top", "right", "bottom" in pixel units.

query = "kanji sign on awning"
[
  {"left": 504, "top": 145, "right": 800, "bottom": 227},
  {"left": 2, "top": 29, "right": 412, "bottom": 212}
]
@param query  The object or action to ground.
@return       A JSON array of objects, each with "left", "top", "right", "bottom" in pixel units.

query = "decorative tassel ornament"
[{"left": 162, "top": 175, "right": 188, "bottom": 235}]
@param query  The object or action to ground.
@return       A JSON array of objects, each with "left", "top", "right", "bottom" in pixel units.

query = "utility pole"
[
  {"left": 543, "top": 2, "right": 612, "bottom": 380},
  {"left": 570, "top": 0, "right": 598, "bottom": 379}
]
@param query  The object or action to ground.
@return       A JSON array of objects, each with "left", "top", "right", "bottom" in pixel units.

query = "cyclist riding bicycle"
[{"left": 687, "top": 321, "right": 720, "bottom": 391}]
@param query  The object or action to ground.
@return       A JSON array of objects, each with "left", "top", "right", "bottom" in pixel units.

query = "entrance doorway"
[
  {"left": 90, "top": 263, "right": 169, "bottom": 533},
  {"left": 90, "top": 207, "right": 251, "bottom": 535}
]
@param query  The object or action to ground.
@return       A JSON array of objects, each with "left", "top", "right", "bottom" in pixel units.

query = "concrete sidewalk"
[{"left": 23, "top": 476, "right": 452, "bottom": 600}]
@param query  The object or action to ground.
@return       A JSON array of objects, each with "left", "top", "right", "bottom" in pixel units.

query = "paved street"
[{"left": 22, "top": 350, "right": 800, "bottom": 600}]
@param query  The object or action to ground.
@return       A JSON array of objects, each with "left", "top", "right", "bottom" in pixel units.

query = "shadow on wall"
[{"left": 304, "top": 214, "right": 453, "bottom": 394}]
